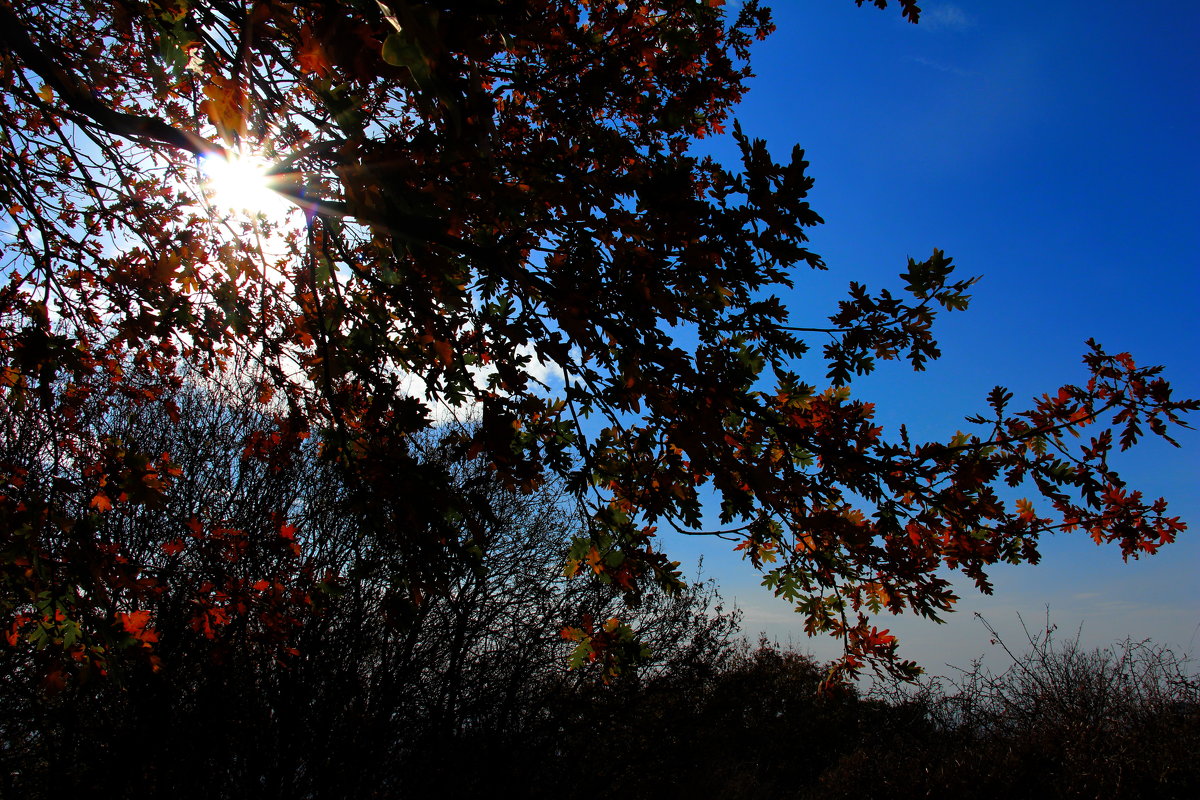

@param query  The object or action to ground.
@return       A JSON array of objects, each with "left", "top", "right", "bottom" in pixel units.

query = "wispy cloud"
[
  {"left": 911, "top": 55, "right": 977, "bottom": 78},
  {"left": 922, "top": 3, "right": 975, "bottom": 32}
]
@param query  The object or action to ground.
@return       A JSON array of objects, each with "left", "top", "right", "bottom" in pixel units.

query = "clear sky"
[{"left": 674, "top": 0, "right": 1199, "bottom": 675}]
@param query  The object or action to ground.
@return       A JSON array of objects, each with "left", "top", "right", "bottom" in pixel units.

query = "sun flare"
[{"left": 199, "top": 148, "right": 297, "bottom": 223}]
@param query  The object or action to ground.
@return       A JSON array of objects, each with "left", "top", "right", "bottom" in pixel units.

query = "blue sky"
[{"left": 675, "top": 1, "right": 1199, "bottom": 674}]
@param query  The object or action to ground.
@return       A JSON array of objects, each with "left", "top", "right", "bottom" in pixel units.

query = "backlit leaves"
[{"left": 199, "top": 74, "right": 248, "bottom": 138}]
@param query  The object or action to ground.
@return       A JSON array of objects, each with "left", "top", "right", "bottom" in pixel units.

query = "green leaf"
[{"left": 381, "top": 33, "right": 431, "bottom": 85}]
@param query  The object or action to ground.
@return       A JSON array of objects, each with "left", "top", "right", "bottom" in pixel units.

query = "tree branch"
[{"left": 0, "top": 5, "right": 224, "bottom": 159}]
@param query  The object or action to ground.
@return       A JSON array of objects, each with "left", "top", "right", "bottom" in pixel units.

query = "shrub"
[{"left": 816, "top": 614, "right": 1200, "bottom": 799}]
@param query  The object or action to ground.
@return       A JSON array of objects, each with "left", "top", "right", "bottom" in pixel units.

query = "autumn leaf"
[
  {"left": 862, "top": 627, "right": 895, "bottom": 649},
  {"left": 42, "top": 668, "right": 68, "bottom": 693},
  {"left": 116, "top": 610, "right": 160, "bottom": 644},
  {"left": 432, "top": 339, "right": 453, "bottom": 366},
  {"left": 296, "top": 25, "right": 331, "bottom": 76},
  {"left": 1016, "top": 498, "right": 1036, "bottom": 522},
  {"left": 199, "top": 74, "right": 247, "bottom": 136},
  {"left": 586, "top": 546, "right": 603, "bottom": 575}
]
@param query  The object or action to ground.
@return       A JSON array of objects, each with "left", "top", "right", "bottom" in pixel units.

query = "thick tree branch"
[{"left": 0, "top": 5, "right": 224, "bottom": 159}]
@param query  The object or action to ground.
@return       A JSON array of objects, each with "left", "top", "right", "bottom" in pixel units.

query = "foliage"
[
  {"left": 0, "top": 375, "right": 743, "bottom": 797},
  {"left": 0, "top": 0, "right": 1195, "bottom": 684},
  {"left": 1, "top": 392, "right": 1195, "bottom": 800}
]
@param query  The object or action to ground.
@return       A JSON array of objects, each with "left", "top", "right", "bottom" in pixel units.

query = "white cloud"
[
  {"left": 922, "top": 3, "right": 975, "bottom": 32},
  {"left": 398, "top": 342, "right": 566, "bottom": 427},
  {"left": 519, "top": 343, "right": 566, "bottom": 387}
]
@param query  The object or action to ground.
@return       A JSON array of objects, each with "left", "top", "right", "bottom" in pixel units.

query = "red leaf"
[{"left": 116, "top": 610, "right": 160, "bottom": 644}]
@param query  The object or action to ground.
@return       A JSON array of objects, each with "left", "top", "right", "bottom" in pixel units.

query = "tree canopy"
[{"left": 0, "top": 0, "right": 1195, "bottom": 685}]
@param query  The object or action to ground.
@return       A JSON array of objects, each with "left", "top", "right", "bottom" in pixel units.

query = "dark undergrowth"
[{"left": 3, "top": 620, "right": 1195, "bottom": 800}]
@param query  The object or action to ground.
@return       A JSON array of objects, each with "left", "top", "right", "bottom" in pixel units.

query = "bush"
[
  {"left": 0, "top": 376, "right": 744, "bottom": 799},
  {"left": 816, "top": 614, "right": 1200, "bottom": 799}
]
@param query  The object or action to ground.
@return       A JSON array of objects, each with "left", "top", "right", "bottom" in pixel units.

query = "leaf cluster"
[{"left": 0, "top": 0, "right": 1194, "bottom": 683}]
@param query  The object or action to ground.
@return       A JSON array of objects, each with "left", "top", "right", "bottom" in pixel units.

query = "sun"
[{"left": 198, "top": 147, "right": 298, "bottom": 223}]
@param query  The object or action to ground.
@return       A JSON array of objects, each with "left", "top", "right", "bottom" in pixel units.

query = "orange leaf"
[
  {"left": 296, "top": 26, "right": 331, "bottom": 76},
  {"left": 199, "top": 74, "right": 247, "bottom": 135},
  {"left": 42, "top": 668, "right": 68, "bottom": 693},
  {"left": 117, "top": 610, "right": 160, "bottom": 644},
  {"left": 586, "top": 546, "right": 603, "bottom": 574},
  {"left": 1016, "top": 498, "right": 1036, "bottom": 522},
  {"left": 432, "top": 338, "right": 453, "bottom": 366}
]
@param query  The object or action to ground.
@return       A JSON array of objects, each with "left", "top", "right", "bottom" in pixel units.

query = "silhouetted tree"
[
  {"left": 1, "top": 0, "right": 1194, "bottom": 684},
  {"left": 0, "top": 370, "right": 741, "bottom": 798}
]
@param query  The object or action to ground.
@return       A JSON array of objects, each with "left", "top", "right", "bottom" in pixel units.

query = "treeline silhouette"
[{"left": 1, "top": 377, "right": 1195, "bottom": 799}]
